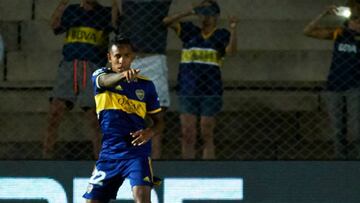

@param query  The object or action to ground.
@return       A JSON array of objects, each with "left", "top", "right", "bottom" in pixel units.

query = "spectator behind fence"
[
  {"left": 163, "top": 0, "right": 237, "bottom": 159},
  {"left": 118, "top": 0, "right": 172, "bottom": 159},
  {"left": 43, "top": 0, "right": 120, "bottom": 159},
  {"left": 83, "top": 36, "right": 163, "bottom": 203},
  {"left": 304, "top": 6, "right": 360, "bottom": 159}
]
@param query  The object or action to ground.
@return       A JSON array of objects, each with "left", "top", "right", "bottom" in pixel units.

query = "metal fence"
[{"left": 0, "top": 0, "right": 358, "bottom": 160}]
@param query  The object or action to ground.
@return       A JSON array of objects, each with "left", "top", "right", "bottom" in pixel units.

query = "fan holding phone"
[{"left": 303, "top": 5, "right": 360, "bottom": 159}]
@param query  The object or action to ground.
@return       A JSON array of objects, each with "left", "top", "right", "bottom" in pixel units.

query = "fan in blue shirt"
[
  {"left": 43, "top": 0, "right": 120, "bottom": 160},
  {"left": 163, "top": 0, "right": 238, "bottom": 159}
]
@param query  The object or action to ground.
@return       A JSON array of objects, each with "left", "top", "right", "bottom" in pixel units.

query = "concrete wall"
[
  {"left": 0, "top": 0, "right": 344, "bottom": 82},
  {"left": 0, "top": 0, "right": 32, "bottom": 21},
  {"left": 0, "top": 0, "right": 341, "bottom": 147}
]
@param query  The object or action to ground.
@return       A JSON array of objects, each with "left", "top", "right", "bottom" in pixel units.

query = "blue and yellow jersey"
[
  {"left": 54, "top": 4, "right": 113, "bottom": 66},
  {"left": 92, "top": 68, "right": 161, "bottom": 159},
  {"left": 175, "top": 22, "right": 230, "bottom": 96},
  {"left": 327, "top": 27, "right": 360, "bottom": 91}
]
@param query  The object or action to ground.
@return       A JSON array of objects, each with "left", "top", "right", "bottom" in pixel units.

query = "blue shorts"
[
  {"left": 83, "top": 156, "right": 156, "bottom": 201},
  {"left": 178, "top": 96, "right": 223, "bottom": 116}
]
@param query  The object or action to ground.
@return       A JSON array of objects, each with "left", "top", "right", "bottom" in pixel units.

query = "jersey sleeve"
[
  {"left": 92, "top": 68, "right": 108, "bottom": 92},
  {"left": 146, "top": 81, "right": 161, "bottom": 114},
  {"left": 215, "top": 29, "right": 231, "bottom": 57},
  {"left": 53, "top": 5, "right": 76, "bottom": 35}
]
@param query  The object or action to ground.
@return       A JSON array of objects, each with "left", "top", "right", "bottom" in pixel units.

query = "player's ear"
[{"left": 107, "top": 52, "right": 112, "bottom": 62}]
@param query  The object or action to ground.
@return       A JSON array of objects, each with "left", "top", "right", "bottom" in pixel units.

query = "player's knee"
[
  {"left": 200, "top": 118, "right": 215, "bottom": 134},
  {"left": 181, "top": 124, "right": 196, "bottom": 136},
  {"left": 182, "top": 129, "right": 196, "bottom": 139},
  {"left": 132, "top": 186, "right": 151, "bottom": 203},
  {"left": 133, "top": 193, "right": 150, "bottom": 203},
  {"left": 182, "top": 134, "right": 196, "bottom": 146},
  {"left": 200, "top": 127, "right": 214, "bottom": 139}
]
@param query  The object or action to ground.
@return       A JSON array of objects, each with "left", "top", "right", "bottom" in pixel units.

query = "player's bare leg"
[
  {"left": 132, "top": 185, "right": 151, "bottom": 203},
  {"left": 43, "top": 99, "right": 67, "bottom": 159},
  {"left": 180, "top": 114, "right": 197, "bottom": 159},
  {"left": 200, "top": 116, "right": 216, "bottom": 159},
  {"left": 84, "top": 109, "right": 101, "bottom": 160}
]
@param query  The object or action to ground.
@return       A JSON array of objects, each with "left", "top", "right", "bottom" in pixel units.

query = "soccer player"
[
  {"left": 163, "top": 0, "right": 237, "bottom": 159},
  {"left": 83, "top": 36, "right": 164, "bottom": 203}
]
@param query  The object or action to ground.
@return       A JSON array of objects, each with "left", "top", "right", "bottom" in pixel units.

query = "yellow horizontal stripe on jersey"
[
  {"left": 65, "top": 27, "right": 107, "bottom": 46},
  {"left": 181, "top": 48, "right": 223, "bottom": 67},
  {"left": 95, "top": 91, "right": 147, "bottom": 118}
]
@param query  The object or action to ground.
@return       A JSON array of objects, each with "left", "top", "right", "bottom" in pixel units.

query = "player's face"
[
  {"left": 199, "top": 15, "right": 218, "bottom": 27},
  {"left": 108, "top": 44, "right": 135, "bottom": 73}
]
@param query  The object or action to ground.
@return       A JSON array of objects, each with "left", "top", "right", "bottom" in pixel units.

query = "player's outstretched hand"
[
  {"left": 121, "top": 69, "right": 140, "bottom": 83},
  {"left": 131, "top": 128, "right": 155, "bottom": 146}
]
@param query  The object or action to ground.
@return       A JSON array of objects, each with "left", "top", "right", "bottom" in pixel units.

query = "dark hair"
[{"left": 109, "top": 35, "right": 135, "bottom": 51}]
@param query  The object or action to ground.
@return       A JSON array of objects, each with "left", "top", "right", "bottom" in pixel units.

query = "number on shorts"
[{"left": 89, "top": 168, "right": 106, "bottom": 186}]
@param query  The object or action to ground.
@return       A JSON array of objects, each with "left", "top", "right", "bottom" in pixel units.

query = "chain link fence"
[{"left": 1, "top": 0, "right": 358, "bottom": 160}]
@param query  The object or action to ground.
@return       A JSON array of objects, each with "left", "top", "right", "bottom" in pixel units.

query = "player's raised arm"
[
  {"left": 50, "top": 0, "right": 69, "bottom": 29},
  {"left": 163, "top": 1, "right": 211, "bottom": 29},
  {"left": 163, "top": 8, "right": 193, "bottom": 30},
  {"left": 226, "top": 15, "right": 238, "bottom": 55},
  {"left": 303, "top": 5, "right": 339, "bottom": 40},
  {"left": 98, "top": 69, "right": 140, "bottom": 88},
  {"left": 112, "top": 0, "right": 121, "bottom": 30}
]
